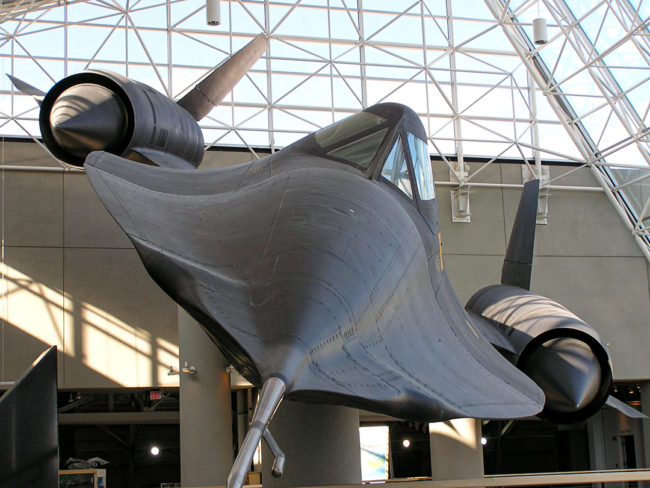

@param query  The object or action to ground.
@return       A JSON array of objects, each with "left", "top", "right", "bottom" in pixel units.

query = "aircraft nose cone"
[
  {"left": 49, "top": 83, "right": 127, "bottom": 159},
  {"left": 523, "top": 337, "right": 602, "bottom": 413}
]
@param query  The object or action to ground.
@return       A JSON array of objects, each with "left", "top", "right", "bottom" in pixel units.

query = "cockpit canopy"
[
  {"left": 315, "top": 112, "right": 388, "bottom": 169},
  {"left": 312, "top": 104, "right": 435, "bottom": 202}
]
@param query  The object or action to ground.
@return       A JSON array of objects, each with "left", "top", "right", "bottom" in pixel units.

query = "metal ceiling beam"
[
  {"left": 59, "top": 411, "right": 180, "bottom": 425},
  {"left": 484, "top": 0, "right": 650, "bottom": 262}
]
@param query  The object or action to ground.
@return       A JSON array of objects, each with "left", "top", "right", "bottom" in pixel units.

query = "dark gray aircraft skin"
[
  {"left": 12, "top": 34, "right": 635, "bottom": 488},
  {"left": 84, "top": 103, "right": 546, "bottom": 422}
]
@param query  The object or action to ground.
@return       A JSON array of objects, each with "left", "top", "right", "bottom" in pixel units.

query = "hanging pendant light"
[
  {"left": 533, "top": 17, "right": 548, "bottom": 44},
  {"left": 206, "top": 0, "right": 220, "bottom": 26}
]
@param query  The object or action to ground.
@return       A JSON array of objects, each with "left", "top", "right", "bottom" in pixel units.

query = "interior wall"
[{"left": 1, "top": 140, "right": 648, "bottom": 389}]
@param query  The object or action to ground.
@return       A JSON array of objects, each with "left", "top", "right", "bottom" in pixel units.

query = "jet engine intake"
[
  {"left": 466, "top": 284, "right": 612, "bottom": 423},
  {"left": 39, "top": 70, "right": 205, "bottom": 168}
]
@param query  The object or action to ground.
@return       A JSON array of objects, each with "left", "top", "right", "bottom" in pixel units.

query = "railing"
[
  {"left": 373, "top": 470, "right": 650, "bottom": 488},
  {"left": 193, "top": 469, "right": 650, "bottom": 488}
]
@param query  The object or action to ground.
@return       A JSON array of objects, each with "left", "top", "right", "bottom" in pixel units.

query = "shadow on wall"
[
  {"left": 1, "top": 250, "right": 179, "bottom": 389},
  {"left": 0, "top": 141, "right": 181, "bottom": 389}
]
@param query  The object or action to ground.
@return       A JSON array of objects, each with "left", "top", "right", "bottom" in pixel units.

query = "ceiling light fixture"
[{"left": 206, "top": 0, "right": 220, "bottom": 26}]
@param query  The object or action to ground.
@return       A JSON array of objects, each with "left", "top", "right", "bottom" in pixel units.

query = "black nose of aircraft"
[{"left": 48, "top": 83, "right": 127, "bottom": 158}]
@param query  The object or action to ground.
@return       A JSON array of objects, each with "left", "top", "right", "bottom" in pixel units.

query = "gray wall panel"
[
  {"left": 435, "top": 162, "right": 507, "bottom": 257},
  {"left": 62, "top": 248, "right": 178, "bottom": 388},
  {"left": 1, "top": 140, "right": 60, "bottom": 167},
  {"left": 64, "top": 173, "right": 133, "bottom": 248},
  {"left": 2, "top": 171, "right": 63, "bottom": 247},
  {"left": 500, "top": 164, "right": 641, "bottom": 258},
  {"left": 442, "top": 253, "right": 504, "bottom": 304}
]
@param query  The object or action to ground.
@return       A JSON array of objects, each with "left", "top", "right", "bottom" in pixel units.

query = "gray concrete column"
[
  {"left": 642, "top": 381, "right": 650, "bottom": 469},
  {"left": 261, "top": 401, "right": 361, "bottom": 487},
  {"left": 179, "top": 308, "right": 233, "bottom": 487},
  {"left": 587, "top": 410, "right": 607, "bottom": 470},
  {"left": 429, "top": 418, "right": 484, "bottom": 480}
]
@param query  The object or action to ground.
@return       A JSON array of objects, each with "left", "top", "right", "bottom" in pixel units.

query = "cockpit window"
[
  {"left": 314, "top": 112, "right": 389, "bottom": 169},
  {"left": 407, "top": 133, "right": 435, "bottom": 200},
  {"left": 327, "top": 128, "right": 388, "bottom": 169},
  {"left": 381, "top": 137, "right": 413, "bottom": 199},
  {"left": 315, "top": 112, "right": 386, "bottom": 148}
]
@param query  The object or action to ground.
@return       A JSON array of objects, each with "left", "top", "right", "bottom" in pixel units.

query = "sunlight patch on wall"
[
  {"left": 2, "top": 263, "right": 65, "bottom": 350},
  {"left": 1, "top": 263, "right": 179, "bottom": 387},
  {"left": 156, "top": 336, "right": 179, "bottom": 385}
]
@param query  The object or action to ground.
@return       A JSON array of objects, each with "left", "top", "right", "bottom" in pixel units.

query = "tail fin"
[
  {"left": 6, "top": 74, "right": 45, "bottom": 105},
  {"left": 177, "top": 34, "right": 268, "bottom": 121},
  {"left": 0, "top": 347, "right": 58, "bottom": 487},
  {"left": 501, "top": 179, "right": 539, "bottom": 290}
]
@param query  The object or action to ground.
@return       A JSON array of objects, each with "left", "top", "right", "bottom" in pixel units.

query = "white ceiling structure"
[{"left": 0, "top": 0, "right": 648, "bottom": 259}]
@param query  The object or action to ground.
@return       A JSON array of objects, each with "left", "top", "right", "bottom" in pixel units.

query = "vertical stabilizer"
[
  {"left": 501, "top": 179, "right": 539, "bottom": 290},
  {"left": 0, "top": 347, "right": 59, "bottom": 488},
  {"left": 6, "top": 74, "right": 45, "bottom": 105},
  {"left": 177, "top": 34, "right": 268, "bottom": 121}
]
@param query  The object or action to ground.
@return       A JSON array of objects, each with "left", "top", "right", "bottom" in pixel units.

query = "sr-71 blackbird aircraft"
[{"left": 9, "top": 33, "right": 641, "bottom": 488}]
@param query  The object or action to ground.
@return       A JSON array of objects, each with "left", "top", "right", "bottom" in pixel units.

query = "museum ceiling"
[{"left": 0, "top": 0, "right": 647, "bottom": 258}]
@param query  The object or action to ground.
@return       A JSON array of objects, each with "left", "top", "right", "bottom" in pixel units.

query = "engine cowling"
[
  {"left": 466, "top": 284, "right": 612, "bottom": 423},
  {"left": 39, "top": 70, "right": 204, "bottom": 168}
]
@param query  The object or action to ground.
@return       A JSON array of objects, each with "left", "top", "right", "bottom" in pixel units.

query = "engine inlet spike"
[
  {"left": 49, "top": 83, "right": 127, "bottom": 159},
  {"left": 524, "top": 337, "right": 602, "bottom": 413}
]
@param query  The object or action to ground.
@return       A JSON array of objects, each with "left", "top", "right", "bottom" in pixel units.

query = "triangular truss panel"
[
  {"left": 0, "top": 0, "right": 647, "bottom": 259},
  {"left": 484, "top": 0, "right": 650, "bottom": 259}
]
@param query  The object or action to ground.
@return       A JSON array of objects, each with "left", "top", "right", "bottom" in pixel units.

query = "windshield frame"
[
  {"left": 380, "top": 134, "right": 414, "bottom": 200},
  {"left": 376, "top": 129, "right": 435, "bottom": 205}
]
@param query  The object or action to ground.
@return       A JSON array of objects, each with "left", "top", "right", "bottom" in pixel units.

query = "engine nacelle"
[
  {"left": 39, "top": 70, "right": 204, "bottom": 168},
  {"left": 466, "top": 284, "right": 612, "bottom": 423}
]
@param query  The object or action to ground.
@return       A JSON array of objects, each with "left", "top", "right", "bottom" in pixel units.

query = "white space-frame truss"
[{"left": 0, "top": 0, "right": 648, "bottom": 259}]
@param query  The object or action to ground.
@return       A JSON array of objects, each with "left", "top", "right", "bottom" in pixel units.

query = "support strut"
[
  {"left": 227, "top": 377, "right": 286, "bottom": 488},
  {"left": 263, "top": 428, "right": 286, "bottom": 477}
]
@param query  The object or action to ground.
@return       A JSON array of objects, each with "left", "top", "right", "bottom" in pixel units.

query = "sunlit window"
[
  {"left": 315, "top": 112, "right": 386, "bottom": 149},
  {"left": 381, "top": 137, "right": 413, "bottom": 199},
  {"left": 327, "top": 128, "right": 388, "bottom": 169},
  {"left": 407, "top": 133, "right": 435, "bottom": 201},
  {"left": 359, "top": 425, "right": 389, "bottom": 481},
  {"left": 315, "top": 111, "right": 388, "bottom": 169}
]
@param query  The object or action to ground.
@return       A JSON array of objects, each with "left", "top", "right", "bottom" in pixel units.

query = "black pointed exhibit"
[
  {"left": 0, "top": 347, "right": 59, "bottom": 488},
  {"left": 25, "top": 46, "right": 623, "bottom": 488}
]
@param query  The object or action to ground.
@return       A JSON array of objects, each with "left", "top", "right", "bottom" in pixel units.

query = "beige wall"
[{"left": 0, "top": 140, "right": 648, "bottom": 388}]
